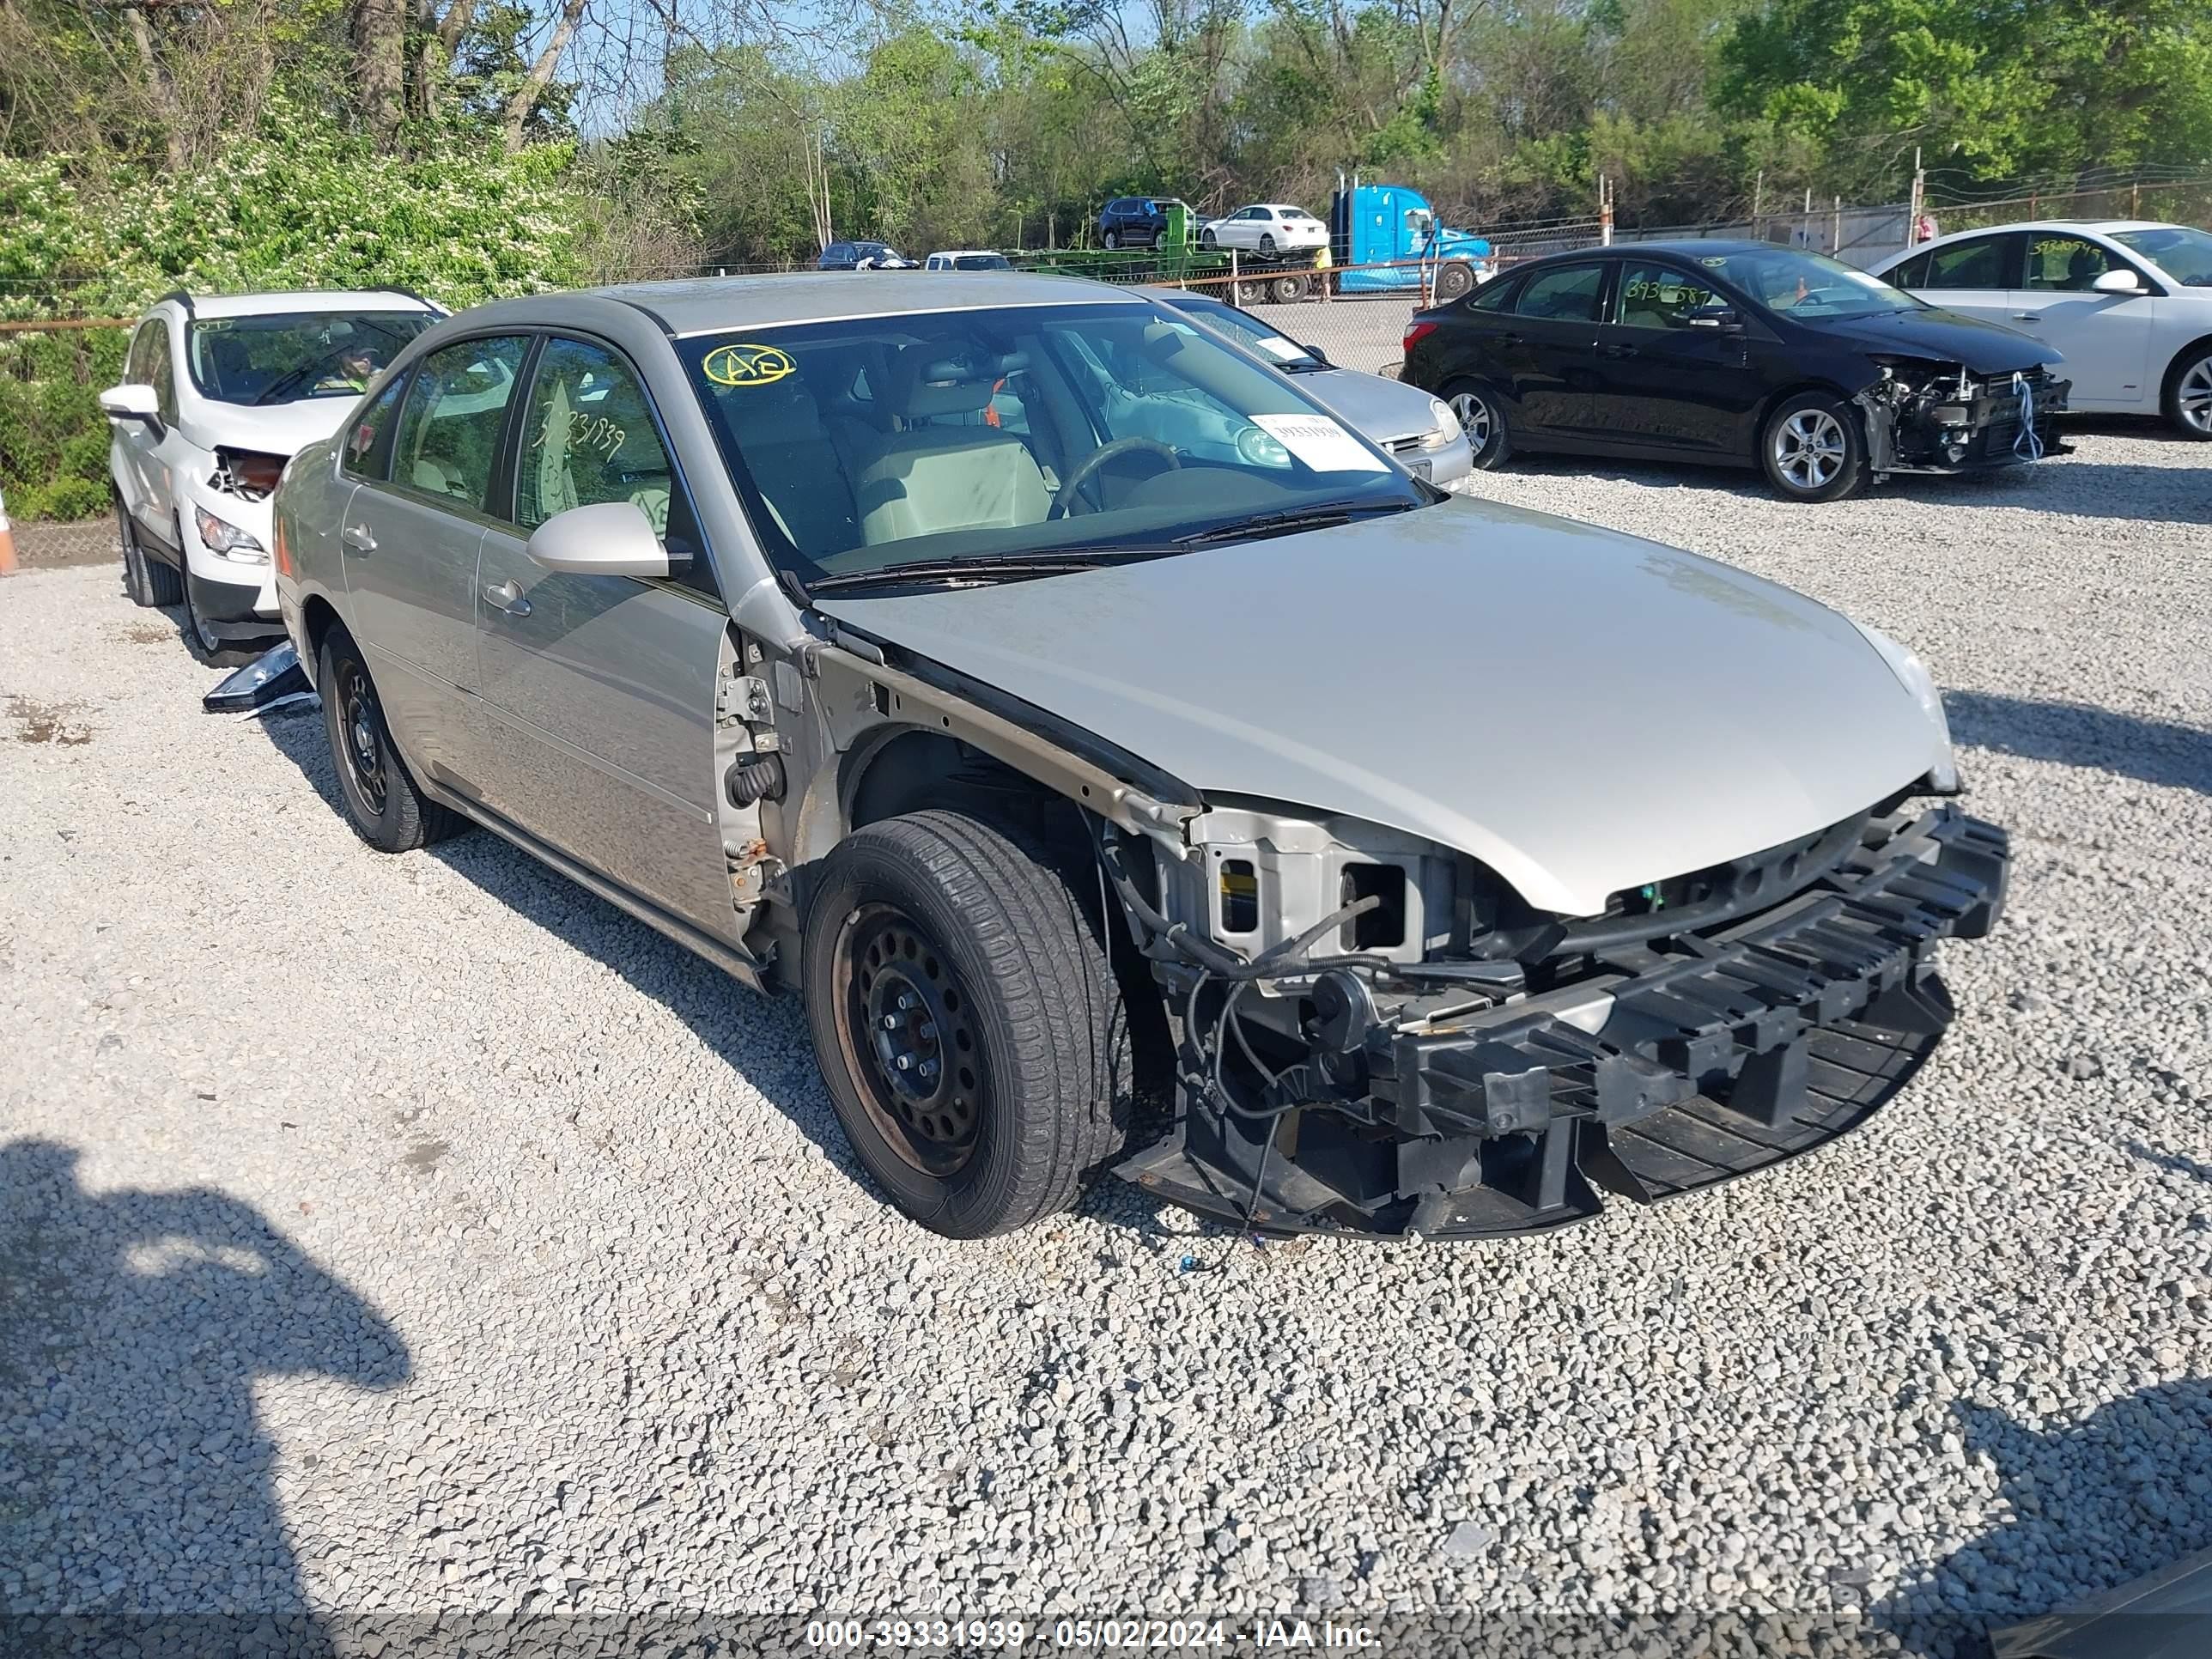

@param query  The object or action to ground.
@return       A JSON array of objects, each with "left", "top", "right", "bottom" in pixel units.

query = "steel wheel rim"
[
  {"left": 2181, "top": 356, "right": 2212, "bottom": 434},
  {"left": 1774, "top": 408, "right": 1846, "bottom": 489},
  {"left": 833, "top": 903, "right": 983, "bottom": 1177},
  {"left": 1451, "top": 392, "right": 1493, "bottom": 455},
  {"left": 338, "top": 665, "right": 388, "bottom": 814}
]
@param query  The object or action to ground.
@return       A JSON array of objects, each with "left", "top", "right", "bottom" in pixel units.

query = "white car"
[
  {"left": 1200, "top": 204, "right": 1330, "bottom": 257},
  {"left": 100, "top": 289, "right": 445, "bottom": 655},
  {"left": 1871, "top": 222, "right": 2212, "bottom": 437},
  {"left": 924, "top": 250, "right": 1013, "bottom": 270}
]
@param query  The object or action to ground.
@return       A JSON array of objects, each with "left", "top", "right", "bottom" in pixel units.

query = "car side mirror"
[
  {"left": 1685, "top": 304, "right": 1744, "bottom": 332},
  {"left": 99, "top": 383, "right": 161, "bottom": 427},
  {"left": 524, "top": 501, "right": 684, "bottom": 580},
  {"left": 2091, "top": 268, "right": 2142, "bottom": 295}
]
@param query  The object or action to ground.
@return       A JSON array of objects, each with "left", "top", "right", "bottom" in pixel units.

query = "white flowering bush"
[{"left": 0, "top": 100, "right": 599, "bottom": 517}]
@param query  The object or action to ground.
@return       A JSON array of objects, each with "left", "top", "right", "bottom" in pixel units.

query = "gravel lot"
[{"left": 3, "top": 424, "right": 2209, "bottom": 1658}]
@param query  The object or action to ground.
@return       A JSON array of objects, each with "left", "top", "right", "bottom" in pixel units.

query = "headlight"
[
  {"left": 1850, "top": 620, "right": 1957, "bottom": 791},
  {"left": 1420, "top": 398, "right": 1462, "bottom": 449},
  {"left": 195, "top": 505, "right": 266, "bottom": 562}
]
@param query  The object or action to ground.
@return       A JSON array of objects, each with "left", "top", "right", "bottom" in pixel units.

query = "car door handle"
[
  {"left": 482, "top": 579, "right": 531, "bottom": 618},
  {"left": 1595, "top": 343, "right": 1639, "bottom": 359},
  {"left": 340, "top": 523, "right": 376, "bottom": 552},
  {"left": 2011, "top": 311, "right": 2042, "bottom": 322}
]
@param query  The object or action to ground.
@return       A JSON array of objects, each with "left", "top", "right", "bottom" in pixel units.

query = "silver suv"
[{"left": 273, "top": 273, "right": 2009, "bottom": 1240}]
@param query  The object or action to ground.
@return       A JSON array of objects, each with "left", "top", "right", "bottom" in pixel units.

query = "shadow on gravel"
[
  {"left": 1867, "top": 1380, "right": 2212, "bottom": 1659},
  {"left": 253, "top": 708, "right": 870, "bottom": 1186},
  {"left": 1943, "top": 690, "right": 2212, "bottom": 794},
  {"left": 2129, "top": 1140, "right": 2212, "bottom": 1183},
  {"left": 0, "top": 1139, "right": 410, "bottom": 1652}
]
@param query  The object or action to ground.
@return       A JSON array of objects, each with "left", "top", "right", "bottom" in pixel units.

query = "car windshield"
[
  {"left": 2110, "top": 225, "right": 2212, "bottom": 286},
  {"left": 680, "top": 299, "right": 1426, "bottom": 591},
  {"left": 186, "top": 311, "right": 436, "bottom": 405},
  {"left": 953, "top": 253, "right": 1009, "bottom": 270},
  {"left": 1165, "top": 293, "right": 1322, "bottom": 368},
  {"left": 1702, "top": 248, "right": 1919, "bottom": 319}
]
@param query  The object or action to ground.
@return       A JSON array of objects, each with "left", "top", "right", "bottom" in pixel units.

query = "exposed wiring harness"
[{"left": 2012, "top": 372, "right": 2045, "bottom": 462}]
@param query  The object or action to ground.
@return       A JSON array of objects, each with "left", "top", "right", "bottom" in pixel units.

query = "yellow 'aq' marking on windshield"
[{"left": 703, "top": 343, "right": 796, "bottom": 387}]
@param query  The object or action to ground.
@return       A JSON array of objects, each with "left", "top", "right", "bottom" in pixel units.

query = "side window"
[
  {"left": 1616, "top": 262, "right": 1719, "bottom": 329},
  {"left": 144, "top": 324, "right": 179, "bottom": 424},
  {"left": 126, "top": 319, "right": 159, "bottom": 385},
  {"left": 514, "top": 336, "right": 712, "bottom": 596},
  {"left": 1467, "top": 274, "right": 1519, "bottom": 313},
  {"left": 2024, "top": 234, "right": 2118, "bottom": 291},
  {"left": 1515, "top": 264, "right": 1607, "bottom": 323},
  {"left": 391, "top": 335, "right": 528, "bottom": 511},
  {"left": 1887, "top": 252, "right": 1931, "bottom": 289},
  {"left": 1923, "top": 236, "right": 2014, "bottom": 289},
  {"left": 341, "top": 372, "right": 411, "bottom": 482}
]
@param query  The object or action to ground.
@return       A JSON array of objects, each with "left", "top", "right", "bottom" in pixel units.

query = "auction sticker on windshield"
[
  {"left": 1249, "top": 412, "right": 1388, "bottom": 472},
  {"left": 703, "top": 343, "right": 798, "bottom": 387}
]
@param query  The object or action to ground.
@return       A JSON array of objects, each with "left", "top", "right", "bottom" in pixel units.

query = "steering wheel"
[{"left": 1048, "top": 437, "right": 1181, "bottom": 520}]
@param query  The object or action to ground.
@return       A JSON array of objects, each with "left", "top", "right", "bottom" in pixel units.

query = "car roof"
[
  {"left": 158, "top": 289, "right": 440, "bottom": 320},
  {"left": 928, "top": 250, "right": 1004, "bottom": 258},
  {"left": 465, "top": 271, "right": 1149, "bottom": 338},
  {"left": 1879, "top": 221, "right": 2192, "bottom": 264}
]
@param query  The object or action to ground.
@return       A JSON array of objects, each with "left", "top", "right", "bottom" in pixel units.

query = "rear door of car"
[
  {"left": 343, "top": 331, "right": 531, "bottom": 793},
  {"left": 2008, "top": 231, "right": 2155, "bottom": 405},
  {"left": 470, "top": 331, "right": 736, "bottom": 938},
  {"left": 1497, "top": 259, "right": 1612, "bottom": 435},
  {"left": 1903, "top": 232, "right": 2021, "bottom": 329},
  {"left": 1590, "top": 256, "right": 1765, "bottom": 453}
]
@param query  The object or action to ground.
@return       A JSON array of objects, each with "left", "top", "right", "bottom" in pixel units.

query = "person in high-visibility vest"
[{"left": 1315, "top": 240, "right": 1334, "bottom": 302}]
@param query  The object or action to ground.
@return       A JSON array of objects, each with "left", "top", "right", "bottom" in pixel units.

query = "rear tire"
[
  {"left": 1259, "top": 233, "right": 1277, "bottom": 257},
  {"left": 1269, "top": 273, "right": 1306, "bottom": 304},
  {"left": 1443, "top": 378, "right": 1511, "bottom": 471},
  {"left": 1201, "top": 229, "right": 1218, "bottom": 249},
  {"left": 803, "top": 810, "right": 1136, "bottom": 1238},
  {"left": 319, "top": 623, "right": 465, "bottom": 853},
  {"left": 2163, "top": 342, "right": 2212, "bottom": 439},
  {"left": 1103, "top": 230, "right": 1121, "bottom": 251},
  {"left": 1760, "top": 392, "right": 1866, "bottom": 502}
]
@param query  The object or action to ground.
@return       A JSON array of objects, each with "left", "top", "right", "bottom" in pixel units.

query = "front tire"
[
  {"left": 2163, "top": 343, "right": 2212, "bottom": 439},
  {"left": 1201, "top": 228, "right": 1218, "bottom": 248},
  {"left": 1760, "top": 392, "right": 1866, "bottom": 502},
  {"left": 319, "top": 623, "right": 464, "bottom": 853},
  {"left": 1443, "top": 378, "right": 1511, "bottom": 471},
  {"left": 114, "top": 491, "right": 180, "bottom": 607},
  {"left": 1434, "top": 260, "right": 1476, "bottom": 302},
  {"left": 803, "top": 811, "right": 1135, "bottom": 1238}
]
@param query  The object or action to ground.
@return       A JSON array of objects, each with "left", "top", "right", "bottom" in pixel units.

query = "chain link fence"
[{"left": 8, "top": 514, "right": 120, "bottom": 570}]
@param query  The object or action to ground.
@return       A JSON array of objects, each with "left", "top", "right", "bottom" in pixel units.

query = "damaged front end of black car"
[
  {"left": 1110, "top": 800, "right": 2010, "bottom": 1239},
  {"left": 1856, "top": 359, "right": 2072, "bottom": 478}
]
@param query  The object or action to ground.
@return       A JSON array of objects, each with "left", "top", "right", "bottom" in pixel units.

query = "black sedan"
[{"left": 1401, "top": 240, "right": 2071, "bottom": 501}]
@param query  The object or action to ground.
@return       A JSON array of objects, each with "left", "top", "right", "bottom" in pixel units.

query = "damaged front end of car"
[
  {"left": 1109, "top": 795, "right": 2009, "bottom": 1238},
  {"left": 1855, "top": 359, "right": 2072, "bottom": 479}
]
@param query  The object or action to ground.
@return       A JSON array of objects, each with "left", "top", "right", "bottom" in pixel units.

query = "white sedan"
[
  {"left": 1200, "top": 204, "right": 1330, "bottom": 257},
  {"left": 1871, "top": 221, "right": 2212, "bottom": 438}
]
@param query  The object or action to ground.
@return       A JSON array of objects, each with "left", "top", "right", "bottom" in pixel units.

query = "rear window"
[
  {"left": 1514, "top": 264, "right": 1607, "bottom": 322},
  {"left": 186, "top": 310, "right": 437, "bottom": 406}
]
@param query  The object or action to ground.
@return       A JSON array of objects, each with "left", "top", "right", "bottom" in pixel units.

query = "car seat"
[
  {"left": 852, "top": 347, "right": 1048, "bottom": 544},
  {"left": 721, "top": 379, "right": 860, "bottom": 554},
  {"left": 2064, "top": 247, "right": 2100, "bottom": 290}
]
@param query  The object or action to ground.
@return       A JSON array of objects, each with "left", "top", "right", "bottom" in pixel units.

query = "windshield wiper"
[
  {"left": 1173, "top": 497, "right": 1418, "bottom": 547},
  {"left": 804, "top": 548, "right": 1174, "bottom": 594},
  {"left": 253, "top": 360, "right": 340, "bottom": 406}
]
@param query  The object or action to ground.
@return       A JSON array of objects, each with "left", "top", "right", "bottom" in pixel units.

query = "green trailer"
[{"left": 1014, "top": 203, "right": 1320, "bottom": 303}]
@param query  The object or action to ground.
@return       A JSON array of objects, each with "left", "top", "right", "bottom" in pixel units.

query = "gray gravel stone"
[{"left": 3, "top": 421, "right": 2210, "bottom": 1656}]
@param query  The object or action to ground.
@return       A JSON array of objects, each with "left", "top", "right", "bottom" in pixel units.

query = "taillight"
[{"left": 1402, "top": 321, "right": 1439, "bottom": 353}]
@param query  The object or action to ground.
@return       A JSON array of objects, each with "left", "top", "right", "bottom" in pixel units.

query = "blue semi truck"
[{"left": 1329, "top": 177, "right": 1493, "bottom": 298}]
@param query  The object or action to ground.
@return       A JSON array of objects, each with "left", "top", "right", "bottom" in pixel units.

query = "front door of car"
[
  {"left": 1909, "top": 233, "right": 2021, "bottom": 329},
  {"left": 343, "top": 332, "right": 531, "bottom": 795},
  {"left": 2008, "top": 232, "right": 2155, "bottom": 405},
  {"left": 1496, "top": 260, "right": 1610, "bottom": 435},
  {"left": 110, "top": 319, "right": 167, "bottom": 530},
  {"left": 131, "top": 319, "right": 185, "bottom": 542},
  {"left": 471, "top": 333, "right": 736, "bottom": 939},
  {"left": 1591, "top": 258, "right": 1762, "bottom": 453}
]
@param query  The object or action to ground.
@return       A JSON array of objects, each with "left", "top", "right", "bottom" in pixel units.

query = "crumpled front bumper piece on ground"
[{"left": 1118, "top": 805, "right": 2010, "bottom": 1238}]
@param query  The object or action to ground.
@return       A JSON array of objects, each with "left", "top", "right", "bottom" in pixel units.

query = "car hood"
[
  {"left": 1814, "top": 306, "right": 2061, "bottom": 373},
  {"left": 1297, "top": 367, "right": 1441, "bottom": 443},
  {"left": 181, "top": 396, "right": 361, "bottom": 459},
  {"left": 816, "top": 497, "right": 1948, "bottom": 917}
]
